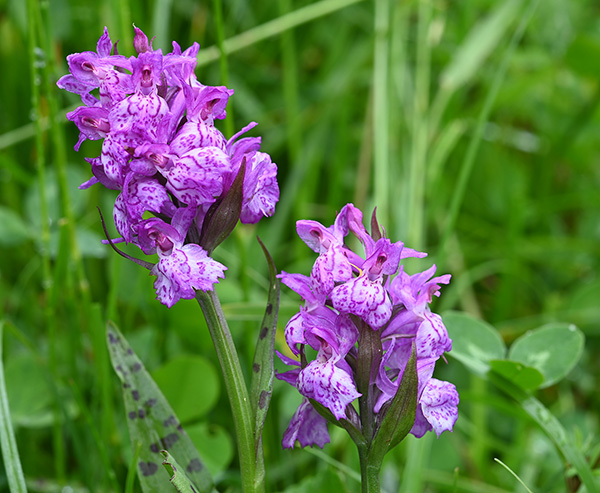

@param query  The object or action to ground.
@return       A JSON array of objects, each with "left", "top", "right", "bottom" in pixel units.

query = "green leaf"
[
  {"left": 160, "top": 450, "right": 199, "bottom": 493},
  {"left": 370, "top": 344, "right": 418, "bottom": 462},
  {"left": 508, "top": 323, "right": 584, "bottom": 388},
  {"left": 439, "top": 0, "right": 520, "bottom": 91},
  {"left": 489, "top": 359, "right": 544, "bottom": 391},
  {"left": 564, "top": 34, "right": 600, "bottom": 78},
  {"left": 0, "top": 207, "right": 31, "bottom": 247},
  {"left": 0, "top": 323, "right": 27, "bottom": 493},
  {"left": 106, "top": 322, "right": 213, "bottom": 493},
  {"left": 4, "top": 352, "right": 54, "bottom": 428},
  {"left": 489, "top": 373, "right": 600, "bottom": 493},
  {"left": 151, "top": 354, "right": 220, "bottom": 423},
  {"left": 186, "top": 422, "right": 234, "bottom": 476},
  {"left": 443, "top": 311, "right": 506, "bottom": 376},
  {"left": 280, "top": 467, "right": 349, "bottom": 493},
  {"left": 249, "top": 238, "right": 279, "bottom": 452}
]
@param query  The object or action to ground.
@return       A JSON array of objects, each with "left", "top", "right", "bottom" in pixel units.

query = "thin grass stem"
[
  {"left": 196, "top": 0, "right": 366, "bottom": 67},
  {"left": 373, "top": 0, "right": 390, "bottom": 227},
  {"left": 0, "top": 323, "right": 28, "bottom": 493},
  {"left": 437, "top": 0, "right": 540, "bottom": 268}
]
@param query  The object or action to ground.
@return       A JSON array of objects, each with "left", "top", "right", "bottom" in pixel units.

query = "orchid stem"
[
  {"left": 359, "top": 445, "right": 381, "bottom": 493},
  {"left": 195, "top": 290, "right": 264, "bottom": 493}
]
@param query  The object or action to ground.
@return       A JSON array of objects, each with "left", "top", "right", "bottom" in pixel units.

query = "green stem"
[
  {"left": 359, "top": 446, "right": 381, "bottom": 493},
  {"left": 373, "top": 0, "right": 390, "bottom": 227},
  {"left": 195, "top": 290, "right": 264, "bottom": 493}
]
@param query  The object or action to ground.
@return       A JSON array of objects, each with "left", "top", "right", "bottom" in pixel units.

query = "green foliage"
[
  {"left": 161, "top": 450, "right": 207, "bottom": 493},
  {"left": 1, "top": 0, "right": 600, "bottom": 491},
  {"left": 107, "top": 323, "right": 214, "bottom": 493}
]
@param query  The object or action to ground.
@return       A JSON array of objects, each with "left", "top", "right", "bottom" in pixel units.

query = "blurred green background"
[{"left": 0, "top": 0, "right": 599, "bottom": 491}]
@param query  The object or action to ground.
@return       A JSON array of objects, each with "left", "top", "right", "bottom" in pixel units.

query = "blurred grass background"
[{"left": 0, "top": 0, "right": 599, "bottom": 491}]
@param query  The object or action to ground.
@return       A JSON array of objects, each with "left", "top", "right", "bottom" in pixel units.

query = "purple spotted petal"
[
  {"left": 419, "top": 378, "right": 459, "bottom": 437},
  {"left": 67, "top": 106, "right": 111, "bottom": 150},
  {"left": 415, "top": 313, "right": 452, "bottom": 360},
  {"left": 113, "top": 175, "right": 176, "bottom": 242},
  {"left": 311, "top": 244, "right": 353, "bottom": 297},
  {"left": 152, "top": 244, "right": 226, "bottom": 307},
  {"left": 101, "top": 133, "right": 135, "bottom": 186},
  {"left": 277, "top": 271, "right": 323, "bottom": 307},
  {"left": 284, "top": 312, "right": 306, "bottom": 356},
  {"left": 330, "top": 276, "right": 392, "bottom": 329},
  {"left": 170, "top": 121, "right": 228, "bottom": 155},
  {"left": 282, "top": 399, "right": 330, "bottom": 449},
  {"left": 239, "top": 151, "right": 279, "bottom": 224},
  {"left": 296, "top": 220, "right": 339, "bottom": 253},
  {"left": 165, "top": 147, "right": 230, "bottom": 206},
  {"left": 297, "top": 360, "right": 360, "bottom": 420},
  {"left": 108, "top": 91, "right": 168, "bottom": 140}
]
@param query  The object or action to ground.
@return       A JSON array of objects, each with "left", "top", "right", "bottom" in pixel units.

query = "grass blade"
[{"left": 0, "top": 322, "right": 28, "bottom": 493}]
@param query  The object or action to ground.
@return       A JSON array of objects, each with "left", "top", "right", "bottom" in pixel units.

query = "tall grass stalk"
[
  {"left": 0, "top": 323, "right": 27, "bottom": 493},
  {"left": 212, "top": 0, "right": 234, "bottom": 138},
  {"left": 408, "top": 0, "right": 432, "bottom": 250},
  {"left": 373, "top": 0, "right": 390, "bottom": 228},
  {"left": 39, "top": 0, "right": 86, "bottom": 291},
  {"left": 26, "top": 0, "right": 65, "bottom": 482},
  {"left": 197, "top": 0, "right": 366, "bottom": 67},
  {"left": 437, "top": 0, "right": 540, "bottom": 268}
]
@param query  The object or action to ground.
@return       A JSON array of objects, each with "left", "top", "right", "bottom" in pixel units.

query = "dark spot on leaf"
[
  {"left": 145, "top": 398, "right": 157, "bottom": 407},
  {"left": 266, "top": 303, "right": 273, "bottom": 315},
  {"left": 139, "top": 461, "right": 158, "bottom": 476},
  {"left": 123, "top": 383, "right": 131, "bottom": 389},
  {"left": 177, "top": 424, "right": 183, "bottom": 432},
  {"left": 259, "top": 326, "right": 268, "bottom": 339},
  {"left": 128, "top": 411, "right": 137, "bottom": 420},
  {"left": 191, "top": 487, "right": 197, "bottom": 493},
  {"left": 132, "top": 390, "right": 140, "bottom": 401},
  {"left": 138, "top": 409, "right": 146, "bottom": 419},
  {"left": 127, "top": 348, "right": 133, "bottom": 355},
  {"left": 130, "top": 362, "right": 142, "bottom": 372},
  {"left": 259, "top": 390, "right": 270, "bottom": 410},
  {"left": 108, "top": 332, "right": 119, "bottom": 344},
  {"left": 253, "top": 363, "right": 260, "bottom": 373},
  {"left": 150, "top": 442, "right": 159, "bottom": 453},
  {"left": 161, "top": 433, "right": 179, "bottom": 449},
  {"left": 163, "top": 415, "right": 177, "bottom": 427},
  {"left": 186, "top": 458, "right": 203, "bottom": 473},
  {"left": 115, "top": 365, "right": 126, "bottom": 375}
]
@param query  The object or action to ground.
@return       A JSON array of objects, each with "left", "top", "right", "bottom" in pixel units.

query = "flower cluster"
[
  {"left": 58, "top": 27, "right": 278, "bottom": 307},
  {"left": 276, "top": 204, "right": 458, "bottom": 448}
]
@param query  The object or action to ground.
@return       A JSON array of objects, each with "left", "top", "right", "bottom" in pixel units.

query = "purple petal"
[
  {"left": 152, "top": 245, "right": 226, "bottom": 307},
  {"left": 239, "top": 151, "right": 279, "bottom": 224},
  {"left": 330, "top": 276, "right": 392, "bottom": 329},
  {"left": 415, "top": 313, "right": 452, "bottom": 360},
  {"left": 297, "top": 360, "right": 360, "bottom": 420},
  {"left": 282, "top": 400, "right": 330, "bottom": 449},
  {"left": 419, "top": 378, "right": 459, "bottom": 437},
  {"left": 170, "top": 121, "right": 228, "bottom": 155},
  {"left": 165, "top": 147, "right": 230, "bottom": 206},
  {"left": 310, "top": 244, "right": 353, "bottom": 297},
  {"left": 284, "top": 312, "right": 306, "bottom": 356},
  {"left": 108, "top": 91, "right": 168, "bottom": 140}
]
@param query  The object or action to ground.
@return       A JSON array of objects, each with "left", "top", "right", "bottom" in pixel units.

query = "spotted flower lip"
[
  {"left": 59, "top": 26, "right": 279, "bottom": 306},
  {"left": 277, "top": 203, "right": 458, "bottom": 449}
]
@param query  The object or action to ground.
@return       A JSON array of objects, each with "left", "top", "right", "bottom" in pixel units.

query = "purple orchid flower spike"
[
  {"left": 278, "top": 203, "right": 458, "bottom": 458},
  {"left": 58, "top": 26, "right": 279, "bottom": 307}
]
